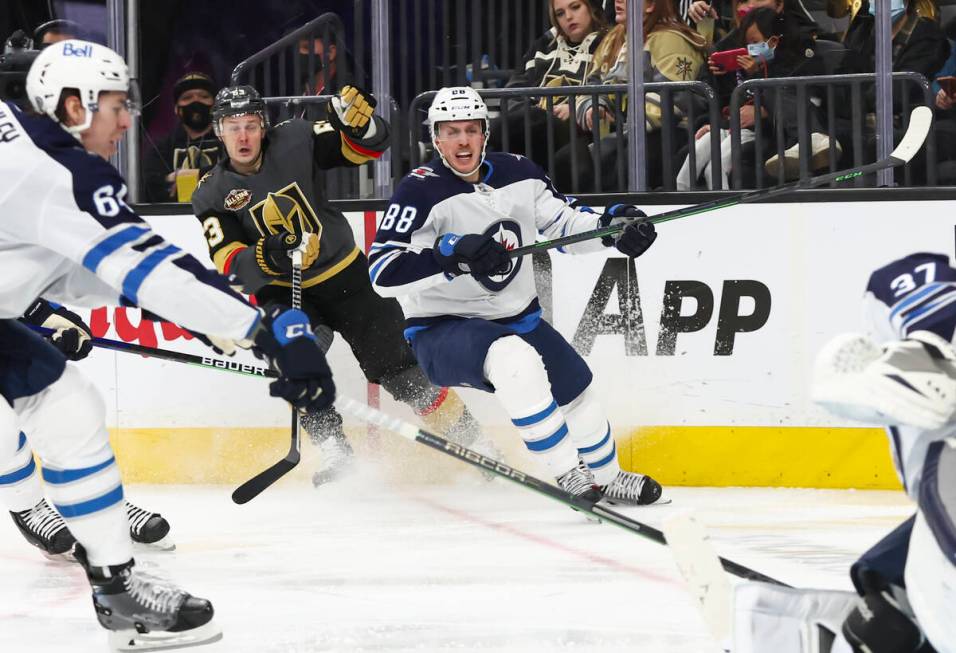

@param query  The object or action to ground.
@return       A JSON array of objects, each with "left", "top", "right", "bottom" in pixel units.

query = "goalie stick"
[
  {"left": 232, "top": 250, "right": 304, "bottom": 505},
  {"left": 66, "top": 325, "right": 789, "bottom": 585},
  {"left": 508, "top": 105, "right": 933, "bottom": 258}
]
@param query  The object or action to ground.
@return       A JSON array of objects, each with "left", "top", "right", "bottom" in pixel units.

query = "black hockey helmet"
[{"left": 212, "top": 85, "right": 269, "bottom": 137}]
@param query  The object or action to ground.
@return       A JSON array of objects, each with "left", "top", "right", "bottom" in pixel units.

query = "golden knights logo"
[{"left": 248, "top": 182, "right": 323, "bottom": 240}]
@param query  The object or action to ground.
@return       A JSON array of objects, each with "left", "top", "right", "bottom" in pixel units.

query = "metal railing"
[
  {"left": 230, "top": 12, "right": 359, "bottom": 98},
  {"left": 728, "top": 72, "right": 936, "bottom": 189},
  {"left": 407, "top": 82, "right": 723, "bottom": 194}
]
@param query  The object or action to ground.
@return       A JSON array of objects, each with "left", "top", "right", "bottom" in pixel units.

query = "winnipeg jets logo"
[{"left": 477, "top": 220, "right": 523, "bottom": 292}]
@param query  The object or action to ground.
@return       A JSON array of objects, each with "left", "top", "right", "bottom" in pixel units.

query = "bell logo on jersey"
[
  {"left": 477, "top": 220, "right": 523, "bottom": 292},
  {"left": 249, "top": 182, "right": 323, "bottom": 240}
]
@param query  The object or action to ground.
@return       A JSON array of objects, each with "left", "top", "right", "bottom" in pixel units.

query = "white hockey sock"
[
  {"left": 562, "top": 387, "right": 621, "bottom": 487},
  {"left": 0, "top": 433, "right": 44, "bottom": 513},
  {"left": 484, "top": 336, "right": 579, "bottom": 476},
  {"left": 41, "top": 443, "right": 131, "bottom": 566},
  {"left": 14, "top": 366, "right": 132, "bottom": 566}
]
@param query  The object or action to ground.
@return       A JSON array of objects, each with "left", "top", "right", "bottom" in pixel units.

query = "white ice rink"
[{"left": 0, "top": 463, "right": 914, "bottom": 653}]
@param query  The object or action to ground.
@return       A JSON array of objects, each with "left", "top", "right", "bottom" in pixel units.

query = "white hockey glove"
[{"left": 812, "top": 331, "right": 956, "bottom": 430}]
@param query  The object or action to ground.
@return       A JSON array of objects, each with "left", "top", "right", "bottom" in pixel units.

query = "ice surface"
[{"left": 0, "top": 465, "right": 913, "bottom": 653}]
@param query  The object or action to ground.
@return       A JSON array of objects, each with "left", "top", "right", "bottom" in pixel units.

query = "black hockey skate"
[
  {"left": 600, "top": 470, "right": 665, "bottom": 506},
  {"left": 126, "top": 501, "right": 175, "bottom": 551},
  {"left": 75, "top": 546, "right": 222, "bottom": 651},
  {"left": 10, "top": 498, "right": 76, "bottom": 558}
]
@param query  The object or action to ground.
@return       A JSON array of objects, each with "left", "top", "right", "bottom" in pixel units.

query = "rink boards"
[{"left": 74, "top": 200, "right": 955, "bottom": 488}]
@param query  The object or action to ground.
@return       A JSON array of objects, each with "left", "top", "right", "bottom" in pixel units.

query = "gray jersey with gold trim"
[{"left": 191, "top": 116, "right": 389, "bottom": 294}]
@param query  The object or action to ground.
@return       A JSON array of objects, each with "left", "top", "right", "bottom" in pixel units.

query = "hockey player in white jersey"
[
  {"left": 4, "top": 299, "right": 174, "bottom": 556},
  {"left": 0, "top": 40, "right": 335, "bottom": 650},
  {"left": 714, "top": 251, "right": 956, "bottom": 653},
  {"left": 369, "top": 86, "right": 663, "bottom": 505}
]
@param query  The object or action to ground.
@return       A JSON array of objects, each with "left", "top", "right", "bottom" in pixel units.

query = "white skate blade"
[
  {"left": 600, "top": 496, "right": 674, "bottom": 507},
  {"left": 662, "top": 512, "right": 732, "bottom": 651},
  {"left": 108, "top": 619, "right": 222, "bottom": 651},
  {"left": 134, "top": 536, "right": 176, "bottom": 552}
]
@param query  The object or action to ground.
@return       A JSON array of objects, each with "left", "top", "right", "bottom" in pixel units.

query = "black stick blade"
[{"left": 231, "top": 452, "right": 300, "bottom": 504}]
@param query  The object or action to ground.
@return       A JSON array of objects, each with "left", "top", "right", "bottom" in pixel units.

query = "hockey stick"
[
  {"left": 231, "top": 250, "right": 304, "bottom": 504},
  {"left": 39, "top": 329, "right": 278, "bottom": 378},
  {"left": 334, "top": 396, "right": 789, "bottom": 586},
  {"left": 509, "top": 105, "right": 933, "bottom": 258}
]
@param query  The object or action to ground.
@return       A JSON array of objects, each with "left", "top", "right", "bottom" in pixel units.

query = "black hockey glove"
[
  {"left": 254, "top": 218, "right": 319, "bottom": 276},
  {"left": 252, "top": 304, "right": 336, "bottom": 412},
  {"left": 433, "top": 233, "right": 512, "bottom": 277},
  {"left": 21, "top": 301, "right": 93, "bottom": 361},
  {"left": 328, "top": 85, "right": 377, "bottom": 140},
  {"left": 598, "top": 204, "right": 657, "bottom": 258}
]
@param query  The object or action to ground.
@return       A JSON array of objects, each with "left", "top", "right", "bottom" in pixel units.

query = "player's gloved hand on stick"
[
  {"left": 599, "top": 204, "right": 658, "bottom": 258},
  {"left": 252, "top": 304, "right": 336, "bottom": 412},
  {"left": 433, "top": 233, "right": 512, "bottom": 277},
  {"left": 255, "top": 218, "right": 319, "bottom": 275},
  {"left": 33, "top": 304, "right": 93, "bottom": 361},
  {"left": 329, "top": 85, "right": 377, "bottom": 140}
]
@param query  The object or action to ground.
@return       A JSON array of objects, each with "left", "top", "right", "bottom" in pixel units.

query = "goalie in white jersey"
[
  {"left": 369, "top": 86, "right": 663, "bottom": 505},
  {"left": 724, "top": 251, "right": 956, "bottom": 653},
  {"left": 0, "top": 40, "right": 335, "bottom": 650}
]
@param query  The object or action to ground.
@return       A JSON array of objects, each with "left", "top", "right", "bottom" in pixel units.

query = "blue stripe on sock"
[
  {"left": 512, "top": 401, "right": 558, "bottom": 427},
  {"left": 81, "top": 225, "right": 150, "bottom": 273},
  {"left": 577, "top": 427, "right": 611, "bottom": 455},
  {"left": 525, "top": 424, "right": 569, "bottom": 452},
  {"left": 16, "top": 432, "right": 26, "bottom": 452},
  {"left": 0, "top": 457, "right": 35, "bottom": 485},
  {"left": 589, "top": 443, "right": 617, "bottom": 469},
  {"left": 42, "top": 457, "right": 115, "bottom": 485},
  {"left": 122, "top": 244, "right": 181, "bottom": 305},
  {"left": 54, "top": 484, "right": 124, "bottom": 518}
]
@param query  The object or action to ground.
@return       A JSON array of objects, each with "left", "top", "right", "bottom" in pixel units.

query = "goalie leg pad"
[
  {"left": 905, "top": 439, "right": 956, "bottom": 653},
  {"left": 733, "top": 582, "right": 859, "bottom": 653}
]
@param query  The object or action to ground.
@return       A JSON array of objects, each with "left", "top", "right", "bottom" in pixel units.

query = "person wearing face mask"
[
  {"left": 142, "top": 71, "right": 221, "bottom": 202},
  {"left": 681, "top": 7, "right": 836, "bottom": 187}
]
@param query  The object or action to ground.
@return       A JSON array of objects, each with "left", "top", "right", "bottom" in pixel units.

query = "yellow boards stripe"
[{"left": 109, "top": 425, "right": 901, "bottom": 489}]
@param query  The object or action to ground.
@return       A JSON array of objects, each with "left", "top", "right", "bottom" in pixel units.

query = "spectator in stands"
[
  {"left": 679, "top": 7, "right": 835, "bottom": 187},
  {"left": 553, "top": 0, "right": 707, "bottom": 191},
  {"left": 931, "top": 15, "right": 956, "bottom": 183},
  {"left": 487, "top": 0, "right": 608, "bottom": 170},
  {"left": 33, "top": 19, "right": 84, "bottom": 46},
  {"left": 842, "top": 0, "right": 949, "bottom": 101},
  {"left": 142, "top": 72, "right": 221, "bottom": 202}
]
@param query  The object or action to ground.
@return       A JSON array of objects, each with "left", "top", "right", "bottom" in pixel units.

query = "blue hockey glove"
[
  {"left": 252, "top": 305, "right": 336, "bottom": 412},
  {"left": 433, "top": 233, "right": 512, "bottom": 277},
  {"left": 598, "top": 204, "right": 657, "bottom": 258}
]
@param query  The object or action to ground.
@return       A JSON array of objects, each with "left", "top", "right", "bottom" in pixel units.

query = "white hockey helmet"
[
  {"left": 26, "top": 39, "right": 134, "bottom": 136},
  {"left": 428, "top": 86, "right": 490, "bottom": 178}
]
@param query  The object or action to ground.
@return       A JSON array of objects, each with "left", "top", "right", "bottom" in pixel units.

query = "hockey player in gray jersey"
[
  {"left": 370, "top": 86, "right": 663, "bottom": 505},
  {"left": 191, "top": 84, "right": 491, "bottom": 486},
  {"left": 714, "top": 251, "right": 956, "bottom": 653},
  {"left": 0, "top": 40, "right": 335, "bottom": 650}
]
